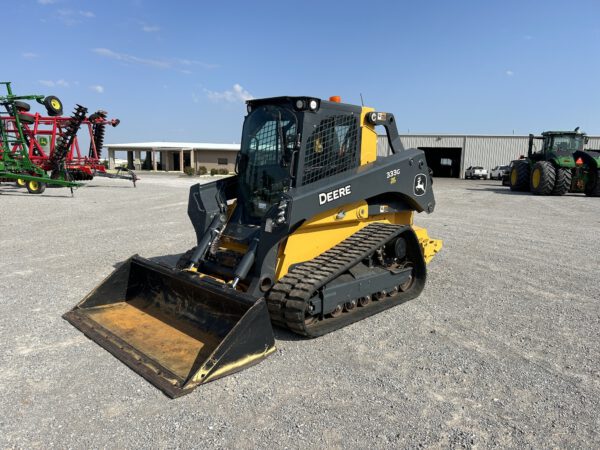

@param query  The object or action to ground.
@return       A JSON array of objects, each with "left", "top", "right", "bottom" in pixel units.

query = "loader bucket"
[{"left": 63, "top": 255, "right": 275, "bottom": 398}]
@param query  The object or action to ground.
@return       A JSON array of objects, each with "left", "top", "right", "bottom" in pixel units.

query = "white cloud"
[
  {"left": 177, "top": 58, "right": 218, "bottom": 70},
  {"left": 38, "top": 79, "right": 69, "bottom": 88},
  {"left": 205, "top": 84, "right": 254, "bottom": 103},
  {"left": 92, "top": 48, "right": 218, "bottom": 72},
  {"left": 505, "top": 70, "right": 514, "bottom": 76},
  {"left": 55, "top": 9, "right": 94, "bottom": 25},
  {"left": 38, "top": 0, "right": 57, "bottom": 4},
  {"left": 92, "top": 47, "right": 170, "bottom": 68},
  {"left": 90, "top": 85, "right": 104, "bottom": 93},
  {"left": 142, "top": 25, "right": 160, "bottom": 32},
  {"left": 22, "top": 52, "right": 39, "bottom": 59}
]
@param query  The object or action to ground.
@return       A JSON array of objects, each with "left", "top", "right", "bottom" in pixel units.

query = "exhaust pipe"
[{"left": 63, "top": 255, "right": 275, "bottom": 398}]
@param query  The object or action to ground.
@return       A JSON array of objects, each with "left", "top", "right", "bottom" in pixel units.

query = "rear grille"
[{"left": 302, "top": 114, "right": 359, "bottom": 185}]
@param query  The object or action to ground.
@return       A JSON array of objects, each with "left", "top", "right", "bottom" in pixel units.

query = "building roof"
[{"left": 105, "top": 142, "right": 240, "bottom": 151}]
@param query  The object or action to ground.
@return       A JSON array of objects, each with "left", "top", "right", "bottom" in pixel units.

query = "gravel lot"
[{"left": 1, "top": 174, "right": 599, "bottom": 448}]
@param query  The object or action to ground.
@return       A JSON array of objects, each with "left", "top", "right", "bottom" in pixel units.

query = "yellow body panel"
[
  {"left": 360, "top": 106, "right": 377, "bottom": 165},
  {"left": 275, "top": 200, "right": 415, "bottom": 279}
]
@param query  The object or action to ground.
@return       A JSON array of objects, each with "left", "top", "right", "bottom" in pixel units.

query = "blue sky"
[{"left": 6, "top": 0, "right": 600, "bottom": 143}]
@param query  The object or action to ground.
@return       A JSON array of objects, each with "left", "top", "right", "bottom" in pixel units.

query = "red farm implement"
[{"left": 1, "top": 82, "right": 137, "bottom": 194}]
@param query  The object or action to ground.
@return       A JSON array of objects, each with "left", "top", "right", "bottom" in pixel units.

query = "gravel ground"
[{"left": 0, "top": 174, "right": 599, "bottom": 449}]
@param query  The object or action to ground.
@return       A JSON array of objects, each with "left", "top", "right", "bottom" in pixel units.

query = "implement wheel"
[
  {"left": 585, "top": 169, "right": 600, "bottom": 197},
  {"left": 16, "top": 178, "right": 26, "bottom": 187},
  {"left": 26, "top": 179, "right": 47, "bottom": 194},
  {"left": 509, "top": 161, "right": 530, "bottom": 191},
  {"left": 43, "top": 95, "right": 63, "bottom": 117},
  {"left": 552, "top": 167, "right": 572, "bottom": 196},
  {"left": 530, "top": 161, "right": 555, "bottom": 195},
  {"left": 13, "top": 101, "right": 31, "bottom": 112}
]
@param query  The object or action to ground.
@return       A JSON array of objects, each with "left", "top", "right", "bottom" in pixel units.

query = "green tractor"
[
  {"left": 509, "top": 129, "right": 600, "bottom": 196},
  {"left": 0, "top": 81, "right": 81, "bottom": 194}
]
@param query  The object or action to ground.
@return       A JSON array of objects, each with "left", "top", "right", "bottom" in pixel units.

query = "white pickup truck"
[
  {"left": 465, "top": 166, "right": 488, "bottom": 179},
  {"left": 490, "top": 165, "right": 510, "bottom": 180}
]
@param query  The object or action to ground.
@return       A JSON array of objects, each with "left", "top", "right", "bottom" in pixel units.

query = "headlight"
[
  {"left": 276, "top": 200, "right": 288, "bottom": 224},
  {"left": 295, "top": 99, "right": 305, "bottom": 110},
  {"left": 309, "top": 99, "right": 318, "bottom": 111},
  {"left": 247, "top": 104, "right": 252, "bottom": 113}
]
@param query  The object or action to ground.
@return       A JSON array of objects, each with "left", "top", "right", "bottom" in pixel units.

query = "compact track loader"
[{"left": 64, "top": 96, "right": 442, "bottom": 397}]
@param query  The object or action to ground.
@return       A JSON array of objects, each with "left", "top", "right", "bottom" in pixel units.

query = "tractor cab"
[{"left": 528, "top": 129, "right": 588, "bottom": 161}]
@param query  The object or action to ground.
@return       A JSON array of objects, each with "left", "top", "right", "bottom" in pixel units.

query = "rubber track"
[{"left": 266, "top": 223, "right": 421, "bottom": 337}]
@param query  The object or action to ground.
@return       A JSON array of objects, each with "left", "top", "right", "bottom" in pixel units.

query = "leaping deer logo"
[{"left": 414, "top": 174, "right": 426, "bottom": 196}]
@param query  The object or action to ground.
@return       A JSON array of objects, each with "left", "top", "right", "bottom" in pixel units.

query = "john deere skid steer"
[{"left": 64, "top": 96, "right": 442, "bottom": 397}]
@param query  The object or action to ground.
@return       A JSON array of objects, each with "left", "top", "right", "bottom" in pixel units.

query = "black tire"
[
  {"left": 26, "top": 179, "right": 46, "bottom": 194},
  {"left": 585, "top": 169, "right": 600, "bottom": 197},
  {"left": 43, "top": 95, "right": 63, "bottom": 116},
  {"left": 17, "top": 113, "right": 35, "bottom": 124},
  {"left": 552, "top": 167, "right": 572, "bottom": 196},
  {"left": 509, "top": 160, "right": 530, "bottom": 191},
  {"left": 13, "top": 101, "right": 30, "bottom": 112},
  {"left": 530, "top": 161, "right": 556, "bottom": 195},
  {"left": 16, "top": 178, "right": 26, "bottom": 187}
]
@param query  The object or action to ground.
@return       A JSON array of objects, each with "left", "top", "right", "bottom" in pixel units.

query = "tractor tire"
[
  {"left": 530, "top": 161, "right": 556, "bottom": 195},
  {"left": 585, "top": 169, "right": 600, "bottom": 197},
  {"left": 552, "top": 167, "right": 572, "bottom": 196},
  {"left": 509, "top": 161, "right": 530, "bottom": 191},
  {"left": 26, "top": 179, "right": 46, "bottom": 194},
  {"left": 43, "top": 95, "right": 63, "bottom": 117}
]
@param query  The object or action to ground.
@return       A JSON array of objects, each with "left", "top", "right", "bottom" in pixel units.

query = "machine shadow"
[
  {"left": 0, "top": 189, "right": 73, "bottom": 198},
  {"left": 465, "top": 187, "right": 529, "bottom": 195},
  {"left": 466, "top": 187, "right": 585, "bottom": 197}
]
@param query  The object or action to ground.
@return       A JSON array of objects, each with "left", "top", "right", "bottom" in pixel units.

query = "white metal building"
[
  {"left": 105, "top": 142, "right": 240, "bottom": 173},
  {"left": 378, "top": 135, "right": 600, "bottom": 178},
  {"left": 105, "top": 135, "right": 600, "bottom": 179}
]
